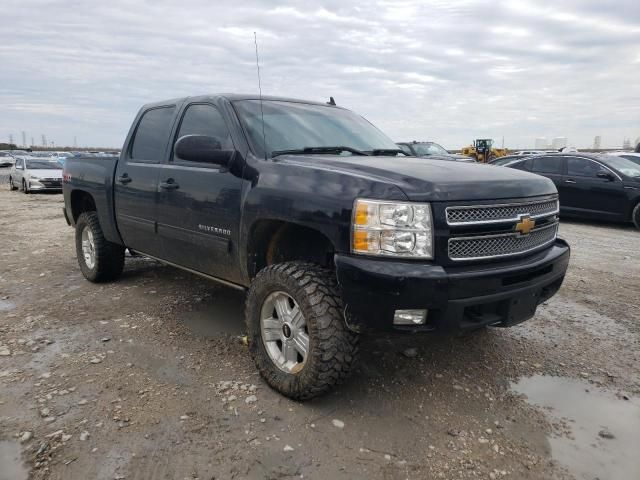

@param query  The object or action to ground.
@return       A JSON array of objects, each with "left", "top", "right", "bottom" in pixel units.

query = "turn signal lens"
[{"left": 355, "top": 201, "right": 374, "bottom": 226}]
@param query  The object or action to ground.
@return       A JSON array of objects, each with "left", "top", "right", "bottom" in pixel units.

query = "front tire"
[
  {"left": 9, "top": 177, "right": 17, "bottom": 190},
  {"left": 75, "top": 211, "right": 125, "bottom": 282},
  {"left": 22, "top": 179, "right": 29, "bottom": 194},
  {"left": 246, "top": 262, "right": 358, "bottom": 400},
  {"left": 633, "top": 203, "right": 640, "bottom": 230}
]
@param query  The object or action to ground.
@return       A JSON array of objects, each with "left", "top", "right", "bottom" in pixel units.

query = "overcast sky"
[{"left": 1, "top": 0, "right": 639, "bottom": 149}]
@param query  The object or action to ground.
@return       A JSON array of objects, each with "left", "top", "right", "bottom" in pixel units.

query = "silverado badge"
[{"left": 515, "top": 216, "right": 536, "bottom": 235}]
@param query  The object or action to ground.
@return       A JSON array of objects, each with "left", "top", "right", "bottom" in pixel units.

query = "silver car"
[{"left": 9, "top": 157, "right": 63, "bottom": 193}]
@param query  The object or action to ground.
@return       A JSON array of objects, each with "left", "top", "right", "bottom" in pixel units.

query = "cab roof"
[{"left": 140, "top": 94, "right": 344, "bottom": 111}]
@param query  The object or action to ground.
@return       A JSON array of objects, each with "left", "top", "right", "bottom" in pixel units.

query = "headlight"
[{"left": 352, "top": 199, "right": 433, "bottom": 259}]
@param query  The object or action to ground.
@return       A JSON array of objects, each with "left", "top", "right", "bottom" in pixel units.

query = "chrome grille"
[
  {"left": 446, "top": 198, "right": 559, "bottom": 225},
  {"left": 448, "top": 223, "right": 558, "bottom": 261}
]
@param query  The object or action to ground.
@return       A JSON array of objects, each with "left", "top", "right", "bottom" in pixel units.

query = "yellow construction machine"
[{"left": 460, "top": 139, "right": 508, "bottom": 163}]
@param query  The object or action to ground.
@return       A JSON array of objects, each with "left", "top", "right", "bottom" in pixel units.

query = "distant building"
[
  {"left": 551, "top": 137, "right": 567, "bottom": 150},
  {"left": 593, "top": 136, "right": 601, "bottom": 149},
  {"left": 535, "top": 137, "right": 547, "bottom": 149},
  {"left": 622, "top": 138, "right": 631, "bottom": 149}
]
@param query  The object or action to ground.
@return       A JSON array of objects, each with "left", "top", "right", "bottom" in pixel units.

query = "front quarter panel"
[{"left": 238, "top": 156, "right": 408, "bottom": 283}]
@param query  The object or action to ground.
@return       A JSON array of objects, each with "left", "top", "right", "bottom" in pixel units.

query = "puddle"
[
  {"left": 180, "top": 290, "right": 245, "bottom": 337},
  {"left": 512, "top": 375, "right": 640, "bottom": 480},
  {"left": 122, "top": 343, "right": 192, "bottom": 385},
  {"left": 0, "top": 440, "right": 28, "bottom": 480},
  {"left": 0, "top": 300, "right": 15, "bottom": 311}
]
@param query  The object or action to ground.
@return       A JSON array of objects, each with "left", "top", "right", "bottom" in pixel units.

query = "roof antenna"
[
  {"left": 327, "top": 96, "right": 336, "bottom": 106},
  {"left": 254, "top": 32, "right": 267, "bottom": 160}
]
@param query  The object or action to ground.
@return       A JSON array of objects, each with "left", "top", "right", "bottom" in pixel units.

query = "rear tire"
[
  {"left": 75, "top": 211, "right": 125, "bottom": 282},
  {"left": 632, "top": 203, "right": 640, "bottom": 230},
  {"left": 246, "top": 262, "right": 358, "bottom": 400}
]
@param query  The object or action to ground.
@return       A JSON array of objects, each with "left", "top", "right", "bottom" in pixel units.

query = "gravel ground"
[{"left": 0, "top": 185, "right": 639, "bottom": 480}]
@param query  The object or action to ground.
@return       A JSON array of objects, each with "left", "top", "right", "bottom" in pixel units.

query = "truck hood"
[{"left": 275, "top": 154, "right": 556, "bottom": 202}]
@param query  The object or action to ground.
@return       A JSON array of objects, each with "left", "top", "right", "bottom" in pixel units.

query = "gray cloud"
[{"left": 1, "top": 0, "right": 639, "bottom": 148}]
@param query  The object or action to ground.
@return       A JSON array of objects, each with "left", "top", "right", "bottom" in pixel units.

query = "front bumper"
[
  {"left": 335, "top": 239, "right": 570, "bottom": 333},
  {"left": 29, "top": 179, "right": 62, "bottom": 191}
]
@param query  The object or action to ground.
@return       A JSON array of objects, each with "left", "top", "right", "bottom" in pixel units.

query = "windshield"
[
  {"left": 25, "top": 160, "right": 62, "bottom": 169},
  {"left": 600, "top": 155, "right": 640, "bottom": 177},
  {"left": 233, "top": 100, "right": 399, "bottom": 158},
  {"left": 412, "top": 142, "right": 448, "bottom": 156}
]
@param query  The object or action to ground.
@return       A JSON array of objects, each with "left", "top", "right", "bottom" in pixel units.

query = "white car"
[
  {"left": 0, "top": 151, "right": 16, "bottom": 167},
  {"left": 9, "top": 157, "right": 63, "bottom": 193},
  {"left": 606, "top": 151, "right": 640, "bottom": 166},
  {"left": 512, "top": 150, "right": 546, "bottom": 156}
]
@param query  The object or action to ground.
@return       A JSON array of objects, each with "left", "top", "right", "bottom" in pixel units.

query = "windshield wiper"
[
  {"left": 271, "top": 146, "right": 369, "bottom": 158},
  {"left": 367, "top": 149, "right": 407, "bottom": 156}
]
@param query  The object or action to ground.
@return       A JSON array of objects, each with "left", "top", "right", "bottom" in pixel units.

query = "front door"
[
  {"left": 560, "top": 157, "right": 626, "bottom": 220},
  {"left": 114, "top": 105, "right": 177, "bottom": 256},
  {"left": 156, "top": 103, "right": 243, "bottom": 283},
  {"left": 13, "top": 158, "right": 25, "bottom": 186}
]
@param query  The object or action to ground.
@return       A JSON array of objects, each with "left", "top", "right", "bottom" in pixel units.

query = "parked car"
[
  {"left": 504, "top": 153, "right": 640, "bottom": 228},
  {"left": 396, "top": 141, "right": 475, "bottom": 162},
  {"left": 607, "top": 151, "right": 640, "bottom": 166},
  {"left": 512, "top": 150, "right": 546, "bottom": 156},
  {"left": 0, "top": 151, "right": 16, "bottom": 167},
  {"left": 63, "top": 94, "right": 570, "bottom": 399},
  {"left": 9, "top": 157, "right": 63, "bottom": 193}
]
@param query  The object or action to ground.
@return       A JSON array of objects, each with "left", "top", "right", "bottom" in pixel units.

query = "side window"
[
  {"left": 174, "top": 104, "right": 233, "bottom": 162},
  {"left": 130, "top": 106, "right": 176, "bottom": 162},
  {"left": 17, "top": 159, "right": 23, "bottom": 169},
  {"left": 397, "top": 144, "right": 412, "bottom": 155},
  {"left": 566, "top": 158, "right": 606, "bottom": 178},
  {"left": 511, "top": 158, "right": 532, "bottom": 171},
  {"left": 531, "top": 157, "right": 562, "bottom": 174}
]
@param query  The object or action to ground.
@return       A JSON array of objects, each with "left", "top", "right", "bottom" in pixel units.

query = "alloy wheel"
[
  {"left": 81, "top": 226, "right": 96, "bottom": 269},
  {"left": 260, "top": 291, "right": 309, "bottom": 374}
]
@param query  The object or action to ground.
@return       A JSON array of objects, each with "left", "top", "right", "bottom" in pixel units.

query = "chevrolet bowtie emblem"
[{"left": 515, "top": 216, "right": 535, "bottom": 235}]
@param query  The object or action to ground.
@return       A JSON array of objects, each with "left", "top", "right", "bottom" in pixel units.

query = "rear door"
[
  {"left": 561, "top": 157, "right": 626, "bottom": 220},
  {"left": 156, "top": 102, "right": 243, "bottom": 282},
  {"left": 114, "top": 105, "right": 177, "bottom": 256},
  {"left": 529, "top": 156, "right": 564, "bottom": 192}
]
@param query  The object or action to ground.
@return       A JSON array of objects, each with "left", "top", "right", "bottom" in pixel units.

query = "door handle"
[
  {"left": 117, "top": 174, "right": 132, "bottom": 184},
  {"left": 564, "top": 179, "right": 576, "bottom": 184},
  {"left": 159, "top": 179, "right": 180, "bottom": 190}
]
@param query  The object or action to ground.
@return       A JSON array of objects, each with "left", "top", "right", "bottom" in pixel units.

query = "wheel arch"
[
  {"left": 246, "top": 219, "right": 337, "bottom": 280},
  {"left": 70, "top": 189, "right": 98, "bottom": 222}
]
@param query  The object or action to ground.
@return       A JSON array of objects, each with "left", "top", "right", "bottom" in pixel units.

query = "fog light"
[{"left": 393, "top": 309, "right": 428, "bottom": 325}]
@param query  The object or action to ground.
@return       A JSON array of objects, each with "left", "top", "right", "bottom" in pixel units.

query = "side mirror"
[
  {"left": 174, "top": 135, "right": 234, "bottom": 166},
  {"left": 596, "top": 171, "right": 614, "bottom": 181}
]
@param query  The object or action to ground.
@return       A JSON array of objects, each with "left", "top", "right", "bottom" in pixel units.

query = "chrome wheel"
[
  {"left": 81, "top": 226, "right": 96, "bottom": 269},
  {"left": 260, "top": 291, "right": 309, "bottom": 374}
]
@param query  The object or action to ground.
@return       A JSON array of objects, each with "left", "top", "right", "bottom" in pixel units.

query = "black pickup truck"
[{"left": 63, "top": 94, "right": 570, "bottom": 399}]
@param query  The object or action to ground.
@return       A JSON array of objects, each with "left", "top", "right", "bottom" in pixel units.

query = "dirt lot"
[{"left": 1, "top": 184, "right": 639, "bottom": 480}]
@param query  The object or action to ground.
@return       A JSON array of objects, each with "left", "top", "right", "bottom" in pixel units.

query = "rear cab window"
[{"left": 130, "top": 106, "right": 176, "bottom": 163}]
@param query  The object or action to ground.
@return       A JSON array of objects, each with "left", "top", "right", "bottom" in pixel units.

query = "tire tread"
[{"left": 246, "top": 261, "right": 358, "bottom": 400}]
